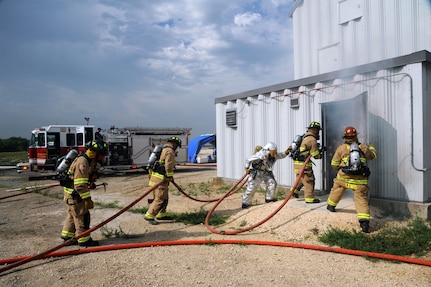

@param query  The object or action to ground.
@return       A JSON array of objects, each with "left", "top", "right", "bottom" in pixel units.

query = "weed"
[
  {"left": 95, "top": 200, "right": 122, "bottom": 209},
  {"left": 100, "top": 225, "right": 129, "bottom": 239},
  {"left": 129, "top": 207, "right": 148, "bottom": 214},
  {"left": 310, "top": 227, "right": 319, "bottom": 236},
  {"left": 175, "top": 211, "right": 227, "bottom": 225},
  {"left": 318, "top": 217, "right": 431, "bottom": 258}
]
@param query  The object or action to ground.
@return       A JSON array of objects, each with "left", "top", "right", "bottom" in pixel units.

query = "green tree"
[{"left": 0, "top": 137, "right": 29, "bottom": 152}]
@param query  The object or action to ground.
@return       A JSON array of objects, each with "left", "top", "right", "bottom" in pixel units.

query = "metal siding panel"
[{"left": 292, "top": 0, "right": 431, "bottom": 78}]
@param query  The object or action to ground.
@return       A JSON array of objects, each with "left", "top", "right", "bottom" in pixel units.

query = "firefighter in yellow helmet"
[
  {"left": 326, "top": 126, "right": 377, "bottom": 233},
  {"left": 145, "top": 136, "right": 182, "bottom": 225},
  {"left": 292, "top": 121, "right": 325, "bottom": 203},
  {"left": 61, "top": 139, "right": 107, "bottom": 246}
]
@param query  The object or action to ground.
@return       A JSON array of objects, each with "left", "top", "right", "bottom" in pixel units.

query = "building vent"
[
  {"left": 290, "top": 97, "right": 300, "bottom": 109},
  {"left": 226, "top": 109, "right": 237, "bottom": 128}
]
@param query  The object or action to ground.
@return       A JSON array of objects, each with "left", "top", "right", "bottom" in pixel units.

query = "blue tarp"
[{"left": 187, "top": 134, "right": 216, "bottom": 163}]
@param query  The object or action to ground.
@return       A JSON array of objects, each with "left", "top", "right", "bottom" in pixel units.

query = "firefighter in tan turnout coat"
[
  {"left": 326, "top": 126, "right": 377, "bottom": 233},
  {"left": 61, "top": 139, "right": 107, "bottom": 246},
  {"left": 292, "top": 121, "right": 325, "bottom": 203},
  {"left": 145, "top": 136, "right": 182, "bottom": 225}
]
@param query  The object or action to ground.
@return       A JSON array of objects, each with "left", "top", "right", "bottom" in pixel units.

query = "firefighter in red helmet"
[
  {"left": 327, "top": 126, "right": 377, "bottom": 233},
  {"left": 145, "top": 136, "right": 182, "bottom": 225}
]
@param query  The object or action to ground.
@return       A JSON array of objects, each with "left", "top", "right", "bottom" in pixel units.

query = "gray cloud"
[{"left": 0, "top": 0, "right": 294, "bottom": 139}]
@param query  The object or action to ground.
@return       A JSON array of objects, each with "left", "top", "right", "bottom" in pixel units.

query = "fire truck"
[
  {"left": 16, "top": 125, "right": 191, "bottom": 172},
  {"left": 17, "top": 125, "right": 95, "bottom": 172}
]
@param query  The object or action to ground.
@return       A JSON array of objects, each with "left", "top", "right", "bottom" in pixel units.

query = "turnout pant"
[
  {"left": 297, "top": 170, "right": 316, "bottom": 201},
  {"left": 242, "top": 170, "right": 277, "bottom": 205},
  {"left": 61, "top": 198, "right": 92, "bottom": 244},
  {"left": 327, "top": 178, "right": 370, "bottom": 220}
]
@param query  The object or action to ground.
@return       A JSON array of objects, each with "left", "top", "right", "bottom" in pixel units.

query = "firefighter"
[
  {"left": 144, "top": 136, "right": 182, "bottom": 225},
  {"left": 242, "top": 142, "right": 291, "bottom": 208},
  {"left": 292, "top": 121, "right": 325, "bottom": 203},
  {"left": 61, "top": 139, "right": 108, "bottom": 246},
  {"left": 326, "top": 126, "right": 377, "bottom": 233}
]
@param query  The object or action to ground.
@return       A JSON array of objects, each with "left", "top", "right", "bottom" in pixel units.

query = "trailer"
[{"left": 103, "top": 126, "right": 191, "bottom": 169}]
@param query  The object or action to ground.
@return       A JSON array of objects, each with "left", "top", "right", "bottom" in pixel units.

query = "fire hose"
[
  {"left": 0, "top": 181, "right": 162, "bottom": 274},
  {"left": 1, "top": 239, "right": 430, "bottom": 267},
  {"left": 0, "top": 183, "right": 61, "bottom": 200},
  {"left": 205, "top": 155, "right": 312, "bottom": 235},
  {"left": 172, "top": 173, "right": 249, "bottom": 203},
  {"left": 0, "top": 183, "right": 107, "bottom": 201}
]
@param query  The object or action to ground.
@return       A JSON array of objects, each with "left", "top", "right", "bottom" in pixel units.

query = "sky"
[{"left": 0, "top": 0, "right": 295, "bottom": 140}]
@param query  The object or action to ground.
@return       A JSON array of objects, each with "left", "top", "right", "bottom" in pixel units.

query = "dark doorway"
[{"left": 321, "top": 92, "right": 368, "bottom": 193}]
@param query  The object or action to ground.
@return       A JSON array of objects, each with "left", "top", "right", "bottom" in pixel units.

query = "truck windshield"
[{"left": 37, "top": 133, "right": 46, "bottom": 147}]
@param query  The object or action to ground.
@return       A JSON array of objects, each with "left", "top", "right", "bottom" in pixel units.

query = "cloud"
[{"left": 0, "top": 0, "right": 294, "bottom": 139}]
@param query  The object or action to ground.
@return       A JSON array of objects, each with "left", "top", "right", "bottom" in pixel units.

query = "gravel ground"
[{"left": 0, "top": 166, "right": 430, "bottom": 287}]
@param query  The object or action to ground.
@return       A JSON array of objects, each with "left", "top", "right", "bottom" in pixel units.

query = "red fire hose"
[
  {"left": 0, "top": 181, "right": 162, "bottom": 274},
  {"left": 1, "top": 239, "right": 430, "bottom": 267},
  {"left": 205, "top": 155, "right": 312, "bottom": 235},
  {"left": 172, "top": 173, "right": 249, "bottom": 203},
  {"left": 0, "top": 183, "right": 61, "bottom": 200}
]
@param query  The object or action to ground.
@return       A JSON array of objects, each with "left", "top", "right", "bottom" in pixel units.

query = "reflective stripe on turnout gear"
[
  {"left": 150, "top": 172, "right": 165, "bottom": 182},
  {"left": 293, "top": 160, "right": 312, "bottom": 167},
  {"left": 336, "top": 174, "right": 368, "bottom": 185},
  {"left": 357, "top": 212, "right": 370, "bottom": 220}
]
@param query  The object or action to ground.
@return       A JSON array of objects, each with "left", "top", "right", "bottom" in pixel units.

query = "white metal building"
[{"left": 215, "top": 0, "right": 431, "bottom": 218}]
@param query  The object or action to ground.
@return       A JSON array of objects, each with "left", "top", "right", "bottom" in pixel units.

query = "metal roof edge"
[
  {"left": 288, "top": 0, "right": 303, "bottom": 18},
  {"left": 215, "top": 50, "right": 431, "bottom": 104}
]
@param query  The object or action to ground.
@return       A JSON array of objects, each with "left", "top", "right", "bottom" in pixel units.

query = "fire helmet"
[
  {"left": 263, "top": 142, "right": 277, "bottom": 151},
  {"left": 263, "top": 142, "right": 277, "bottom": 157},
  {"left": 307, "top": 121, "right": 321, "bottom": 130},
  {"left": 88, "top": 139, "right": 108, "bottom": 155},
  {"left": 168, "top": 136, "right": 182, "bottom": 148},
  {"left": 343, "top": 126, "right": 358, "bottom": 138}
]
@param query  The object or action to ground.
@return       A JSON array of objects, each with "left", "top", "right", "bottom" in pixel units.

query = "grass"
[
  {"left": 0, "top": 151, "right": 27, "bottom": 165},
  {"left": 129, "top": 207, "right": 228, "bottom": 226},
  {"left": 318, "top": 217, "right": 431, "bottom": 258}
]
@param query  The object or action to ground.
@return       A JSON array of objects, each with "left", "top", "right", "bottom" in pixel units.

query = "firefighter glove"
[
  {"left": 89, "top": 182, "right": 97, "bottom": 189},
  {"left": 285, "top": 145, "right": 292, "bottom": 155},
  {"left": 319, "top": 146, "right": 327, "bottom": 153},
  {"left": 244, "top": 168, "right": 250, "bottom": 174},
  {"left": 165, "top": 176, "right": 173, "bottom": 182},
  {"left": 85, "top": 198, "right": 94, "bottom": 209}
]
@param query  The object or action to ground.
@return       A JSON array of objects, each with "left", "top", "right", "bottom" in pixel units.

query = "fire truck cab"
[{"left": 19, "top": 125, "right": 95, "bottom": 171}]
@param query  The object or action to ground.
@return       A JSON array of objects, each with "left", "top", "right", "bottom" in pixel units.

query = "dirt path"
[{"left": 0, "top": 166, "right": 430, "bottom": 286}]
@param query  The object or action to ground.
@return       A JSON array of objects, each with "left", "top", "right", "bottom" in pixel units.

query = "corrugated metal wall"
[
  {"left": 291, "top": 0, "right": 431, "bottom": 79},
  {"left": 216, "top": 63, "right": 430, "bottom": 202}
]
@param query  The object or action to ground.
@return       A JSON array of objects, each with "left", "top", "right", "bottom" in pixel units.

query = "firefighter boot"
[
  {"left": 78, "top": 238, "right": 100, "bottom": 247},
  {"left": 359, "top": 219, "right": 370, "bottom": 233},
  {"left": 327, "top": 204, "right": 336, "bottom": 212}
]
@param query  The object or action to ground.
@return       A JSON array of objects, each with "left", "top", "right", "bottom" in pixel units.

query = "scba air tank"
[
  {"left": 290, "top": 134, "right": 303, "bottom": 154},
  {"left": 148, "top": 145, "right": 163, "bottom": 167},
  {"left": 349, "top": 143, "right": 361, "bottom": 171},
  {"left": 56, "top": 149, "right": 78, "bottom": 173}
]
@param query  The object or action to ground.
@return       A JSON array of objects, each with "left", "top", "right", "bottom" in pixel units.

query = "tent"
[{"left": 187, "top": 134, "right": 216, "bottom": 163}]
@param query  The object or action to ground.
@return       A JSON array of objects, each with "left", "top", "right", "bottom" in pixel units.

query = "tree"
[{"left": 0, "top": 137, "right": 29, "bottom": 152}]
